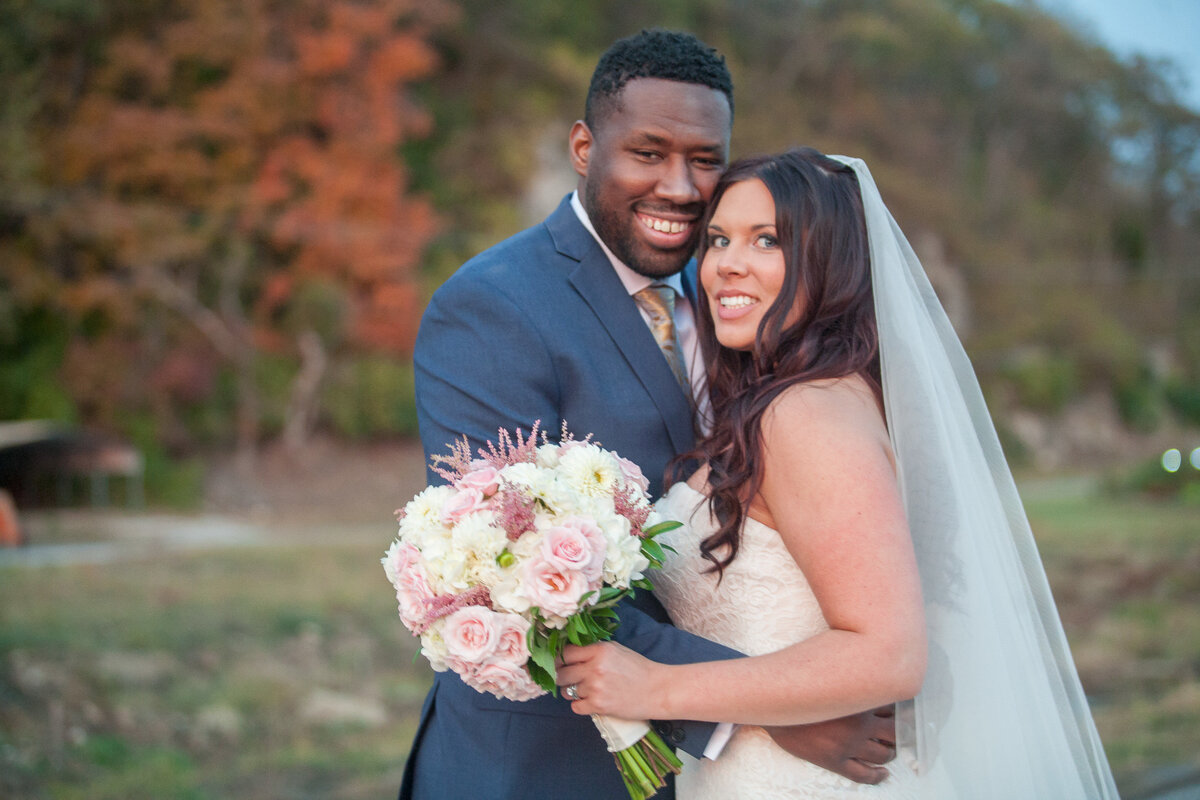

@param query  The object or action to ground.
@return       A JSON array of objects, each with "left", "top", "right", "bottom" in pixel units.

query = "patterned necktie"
[{"left": 633, "top": 284, "right": 690, "bottom": 396}]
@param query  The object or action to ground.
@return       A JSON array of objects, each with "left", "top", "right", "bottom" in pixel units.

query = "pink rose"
[
  {"left": 522, "top": 557, "right": 589, "bottom": 618},
  {"left": 440, "top": 487, "right": 487, "bottom": 525},
  {"left": 458, "top": 465, "right": 502, "bottom": 498},
  {"left": 494, "top": 613, "right": 531, "bottom": 663},
  {"left": 395, "top": 569, "right": 435, "bottom": 632},
  {"left": 385, "top": 541, "right": 421, "bottom": 583},
  {"left": 388, "top": 543, "right": 435, "bottom": 632},
  {"left": 541, "top": 519, "right": 605, "bottom": 583},
  {"left": 576, "top": 518, "right": 609, "bottom": 583},
  {"left": 556, "top": 439, "right": 587, "bottom": 457},
  {"left": 442, "top": 652, "right": 474, "bottom": 678},
  {"left": 616, "top": 455, "right": 650, "bottom": 494},
  {"left": 442, "top": 605, "right": 502, "bottom": 664},
  {"left": 469, "top": 656, "right": 545, "bottom": 702}
]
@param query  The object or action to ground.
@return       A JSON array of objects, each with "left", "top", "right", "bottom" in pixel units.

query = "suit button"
[{"left": 670, "top": 728, "right": 686, "bottom": 745}]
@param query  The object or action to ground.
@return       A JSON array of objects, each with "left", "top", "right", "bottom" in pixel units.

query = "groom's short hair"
[{"left": 585, "top": 29, "right": 733, "bottom": 130}]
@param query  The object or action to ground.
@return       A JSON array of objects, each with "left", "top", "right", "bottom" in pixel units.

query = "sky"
[{"left": 1042, "top": 0, "right": 1200, "bottom": 111}]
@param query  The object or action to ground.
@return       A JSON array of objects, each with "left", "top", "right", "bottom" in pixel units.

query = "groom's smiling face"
[{"left": 570, "top": 78, "right": 731, "bottom": 280}]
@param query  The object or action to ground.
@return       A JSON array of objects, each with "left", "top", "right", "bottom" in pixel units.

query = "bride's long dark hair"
[{"left": 677, "top": 147, "right": 882, "bottom": 576}]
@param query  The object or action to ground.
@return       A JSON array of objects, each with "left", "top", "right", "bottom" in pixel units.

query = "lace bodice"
[
  {"left": 654, "top": 482, "right": 829, "bottom": 656},
  {"left": 652, "top": 482, "right": 918, "bottom": 799}
]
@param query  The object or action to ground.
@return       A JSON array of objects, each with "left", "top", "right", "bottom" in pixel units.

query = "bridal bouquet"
[{"left": 383, "top": 422, "right": 682, "bottom": 799}]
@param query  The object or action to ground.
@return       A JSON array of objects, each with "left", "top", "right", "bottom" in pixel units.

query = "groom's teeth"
[
  {"left": 641, "top": 216, "right": 688, "bottom": 234},
  {"left": 720, "top": 296, "right": 756, "bottom": 308}
]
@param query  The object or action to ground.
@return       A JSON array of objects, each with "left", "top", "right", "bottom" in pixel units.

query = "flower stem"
[{"left": 611, "top": 731, "right": 683, "bottom": 799}]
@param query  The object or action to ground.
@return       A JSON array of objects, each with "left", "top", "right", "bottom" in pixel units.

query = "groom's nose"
[{"left": 654, "top": 155, "right": 703, "bottom": 206}]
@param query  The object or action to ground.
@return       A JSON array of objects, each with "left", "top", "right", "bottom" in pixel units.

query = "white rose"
[
  {"left": 535, "top": 443, "right": 562, "bottom": 468},
  {"left": 399, "top": 485, "right": 456, "bottom": 547},
  {"left": 421, "top": 536, "right": 472, "bottom": 593},
  {"left": 592, "top": 505, "right": 632, "bottom": 544},
  {"left": 604, "top": 533, "right": 650, "bottom": 588},
  {"left": 498, "top": 462, "right": 542, "bottom": 491},
  {"left": 420, "top": 625, "right": 451, "bottom": 672},
  {"left": 451, "top": 513, "right": 508, "bottom": 562},
  {"left": 502, "top": 463, "right": 574, "bottom": 514},
  {"left": 489, "top": 569, "right": 532, "bottom": 615}
]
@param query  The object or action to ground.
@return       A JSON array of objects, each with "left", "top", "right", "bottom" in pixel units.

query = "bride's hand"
[{"left": 556, "top": 642, "right": 666, "bottom": 719}]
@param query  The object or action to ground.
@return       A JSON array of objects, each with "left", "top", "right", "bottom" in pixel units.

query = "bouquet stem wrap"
[
  {"left": 591, "top": 714, "right": 650, "bottom": 751},
  {"left": 592, "top": 715, "right": 683, "bottom": 800}
]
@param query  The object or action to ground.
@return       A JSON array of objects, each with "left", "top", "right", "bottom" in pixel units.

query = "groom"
[{"left": 404, "top": 29, "right": 897, "bottom": 799}]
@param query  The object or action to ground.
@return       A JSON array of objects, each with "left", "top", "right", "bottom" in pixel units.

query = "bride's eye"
[
  {"left": 754, "top": 233, "right": 778, "bottom": 248},
  {"left": 707, "top": 233, "right": 729, "bottom": 248}
]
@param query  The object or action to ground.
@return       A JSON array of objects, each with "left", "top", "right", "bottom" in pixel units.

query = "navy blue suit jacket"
[{"left": 401, "top": 196, "right": 738, "bottom": 799}]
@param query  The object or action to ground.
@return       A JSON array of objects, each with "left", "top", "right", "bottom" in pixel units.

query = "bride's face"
[{"left": 700, "top": 178, "right": 795, "bottom": 351}]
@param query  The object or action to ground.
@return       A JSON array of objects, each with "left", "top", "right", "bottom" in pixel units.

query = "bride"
[{"left": 556, "top": 149, "right": 1119, "bottom": 798}]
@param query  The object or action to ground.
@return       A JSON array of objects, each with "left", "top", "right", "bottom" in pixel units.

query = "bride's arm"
[{"left": 557, "top": 378, "right": 927, "bottom": 726}]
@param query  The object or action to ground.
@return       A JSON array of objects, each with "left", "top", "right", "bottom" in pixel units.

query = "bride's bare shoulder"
[
  {"left": 763, "top": 375, "right": 888, "bottom": 446},
  {"left": 685, "top": 463, "right": 710, "bottom": 493}
]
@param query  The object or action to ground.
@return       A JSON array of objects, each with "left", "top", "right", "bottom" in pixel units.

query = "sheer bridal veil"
[{"left": 832, "top": 156, "right": 1119, "bottom": 798}]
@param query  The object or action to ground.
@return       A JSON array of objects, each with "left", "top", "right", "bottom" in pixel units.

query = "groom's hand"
[{"left": 765, "top": 705, "right": 897, "bottom": 785}]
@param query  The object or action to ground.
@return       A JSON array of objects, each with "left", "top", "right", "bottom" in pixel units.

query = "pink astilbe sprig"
[
  {"left": 557, "top": 419, "right": 597, "bottom": 448},
  {"left": 495, "top": 483, "right": 537, "bottom": 542},
  {"left": 614, "top": 483, "right": 651, "bottom": 534},
  {"left": 429, "top": 436, "right": 476, "bottom": 484},
  {"left": 479, "top": 421, "right": 544, "bottom": 469},
  {"left": 413, "top": 585, "right": 493, "bottom": 635}
]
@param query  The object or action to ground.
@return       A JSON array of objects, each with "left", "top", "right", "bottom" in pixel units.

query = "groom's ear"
[{"left": 569, "top": 120, "right": 592, "bottom": 179}]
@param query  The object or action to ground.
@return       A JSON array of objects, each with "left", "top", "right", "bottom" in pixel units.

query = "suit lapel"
[{"left": 545, "top": 199, "right": 695, "bottom": 454}]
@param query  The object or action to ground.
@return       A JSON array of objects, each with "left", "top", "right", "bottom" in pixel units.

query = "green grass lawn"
[
  {"left": 1, "top": 536, "right": 430, "bottom": 800},
  {"left": 1024, "top": 488, "right": 1200, "bottom": 794},
  {"left": 1, "top": 485, "right": 1197, "bottom": 799}
]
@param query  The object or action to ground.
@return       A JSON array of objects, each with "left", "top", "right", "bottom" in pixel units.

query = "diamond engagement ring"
[{"left": 564, "top": 684, "right": 579, "bottom": 700}]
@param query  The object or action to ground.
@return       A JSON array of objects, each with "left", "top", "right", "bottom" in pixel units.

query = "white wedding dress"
[{"left": 653, "top": 481, "right": 919, "bottom": 800}]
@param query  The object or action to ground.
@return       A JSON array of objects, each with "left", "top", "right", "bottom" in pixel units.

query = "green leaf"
[
  {"left": 527, "top": 658, "right": 556, "bottom": 694},
  {"left": 642, "top": 520, "right": 682, "bottom": 538},
  {"left": 598, "top": 586, "right": 625, "bottom": 602},
  {"left": 641, "top": 539, "right": 666, "bottom": 565},
  {"left": 567, "top": 615, "right": 584, "bottom": 645},
  {"left": 528, "top": 639, "right": 558, "bottom": 691}
]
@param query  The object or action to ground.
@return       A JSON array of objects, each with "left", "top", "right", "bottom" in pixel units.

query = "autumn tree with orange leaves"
[{"left": 33, "top": 0, "right": 452, "bottom": 482}]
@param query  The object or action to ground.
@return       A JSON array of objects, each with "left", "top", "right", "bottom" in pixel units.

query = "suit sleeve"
[
  {"left": 414, "top": 267, "right": 741, "bottom": 758},
  {"left": 414, "top": 272, "right": 559, "bottom": 476},
  {"left": 610, "top": 594, "right": 740, "bottom": 757}
]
